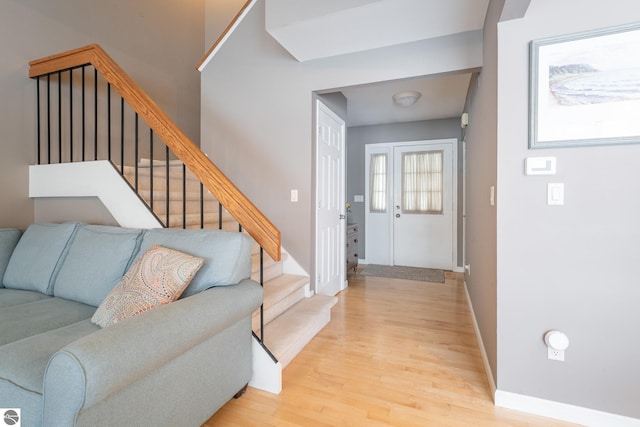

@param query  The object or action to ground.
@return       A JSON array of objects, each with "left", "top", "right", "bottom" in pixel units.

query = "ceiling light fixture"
[{"left": 392, "top": 91, "right": 422, "bottom": 107}]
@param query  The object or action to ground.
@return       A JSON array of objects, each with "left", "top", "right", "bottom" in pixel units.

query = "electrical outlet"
[{"left": 548, "top": 347, "right": 565, "bottom": 361}]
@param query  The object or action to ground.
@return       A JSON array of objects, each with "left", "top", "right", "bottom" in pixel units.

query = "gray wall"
[
  {"left": 201, "top": 0, "right": 482, "bottom": 274},
  {"left": 465, "top": 0, "right": 502, "bottom": 385},
  {"left": 35, "top": 198, "right": 117, "bottom": 225},
  {"left": 494, "top": 0, "right": 640, "bottom": 418},
  {"left": 346, "top": 119, "right": 462, "bottom": 266},
  {"left": 0, "top": 0, "right": 205, "bottom": 228}
]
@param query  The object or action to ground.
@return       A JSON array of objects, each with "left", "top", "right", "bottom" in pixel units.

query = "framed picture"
[{"left": 529, "top": 23, "right": 640, "bottom": 149}]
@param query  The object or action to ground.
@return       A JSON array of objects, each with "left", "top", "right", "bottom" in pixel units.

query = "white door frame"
[
  {"left": 314, "top": 100, "right": 346, "bottom": 295},
  {"left": 364, "top": 139, "right": 458, "bottom": 269}
]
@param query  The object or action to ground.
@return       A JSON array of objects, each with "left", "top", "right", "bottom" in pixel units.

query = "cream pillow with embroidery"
[{"left": 92, "top": 245, "right": 204, "bottom": 328}]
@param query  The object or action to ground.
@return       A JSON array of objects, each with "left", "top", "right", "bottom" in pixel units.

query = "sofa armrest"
[{"left": 42, "top": 279, "right": 262, "bottom": 426}]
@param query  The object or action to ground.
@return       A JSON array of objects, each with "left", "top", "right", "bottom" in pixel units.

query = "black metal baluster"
[
  {"left": 134, "top": 113, "right": 139, "bottom": 192},
  {"left": 260, "top": 247, "right": 264, "bottom": 342},
  {"left": 58, "top": 71, "right": 61, "bottom": 163},
  {"left": 165, "top": 145, "right": 170, "bottom": 227},
  {"left": 94, "top": 68, "right": 98, "bottom": 160},
  {"left": 36, "top": 77, "right": 41, "bottom": 165},
  {"left": 82, "top": 66, "right": 86, "bottom": 162},
  {"left": 47, "top": 74, "right": 51, "bottom": 164},
  {"left": 107, "top": 83, "right": 111, "bottom": 161},
  {"left": 150, "top": 130, "right": 154, "bottom": 212},
  {"left": 69, "top": 69, "right": 73, "bottom": 162},
  {"left": 218, "top": 202, "right": 223, "bottom": 230},
  {"left": 200, "top": 183, "right": 204, "bottom": 229},
  {"left": 120, "top": 97, "right": 124, "bottom": 174},
  {"left": 182, "top": 164, "right": 187, "bottom": 229}
]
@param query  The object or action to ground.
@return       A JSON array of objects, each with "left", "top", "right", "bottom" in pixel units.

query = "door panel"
[
  {"left": 393, "top": 143, "right": 453, "bottom": 269},
  {"left": 315, "top": 101, "right": 345, "bottom": 296}
]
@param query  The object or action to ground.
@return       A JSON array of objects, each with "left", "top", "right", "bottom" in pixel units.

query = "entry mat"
[{"left": 357, "top": 264, "right": 445, "bottom": 283}]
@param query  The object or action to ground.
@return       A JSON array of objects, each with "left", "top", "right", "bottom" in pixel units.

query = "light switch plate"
[{"left": 547, "top": 183, "right": 564, "bottom": 205}]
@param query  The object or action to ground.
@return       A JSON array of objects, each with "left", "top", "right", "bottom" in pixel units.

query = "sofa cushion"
[
  {"left": 137, "top": 228, "right": 253, "bottom": 297},
  {"left": 0, "top": 319, "right": 98, "bottom": 427},
  {"left": 0, "top": 297, "right": 96, "bottom": 347},
  {"left": 0, "top": 288, "right": 50, "bottom": 309},
  {"left": 91, "top": 245, "right": 203, "bottom": 328},
  {"left": 3, "top": 223, "right": 78, "bottom": 294},
  {"left": 53, "top": 224, "right": 143, "bottom": 307},
  {"left": 0, "top": 228, "right": 22, "bottom": 287}
]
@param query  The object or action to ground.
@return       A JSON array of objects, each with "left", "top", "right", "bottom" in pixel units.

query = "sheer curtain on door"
[{"left": 401, "top": 150, "right": 443, "bottom": 214}]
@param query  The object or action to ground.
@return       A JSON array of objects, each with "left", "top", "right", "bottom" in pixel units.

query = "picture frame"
[{"left": 529, "top": 23, "right": 640, "bottom": 149}]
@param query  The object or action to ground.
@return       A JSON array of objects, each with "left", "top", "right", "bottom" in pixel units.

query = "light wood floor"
[{"left": 204, "top": 273, "right": 578, "bottom": 427}]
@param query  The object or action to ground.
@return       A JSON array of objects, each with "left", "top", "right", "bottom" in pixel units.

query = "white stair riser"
[
  {"left": 266, "top": 307, "right": 332, "bottom": 369},
  {"left": 252, "top": 285, "right": 306, "bottom": 331}
]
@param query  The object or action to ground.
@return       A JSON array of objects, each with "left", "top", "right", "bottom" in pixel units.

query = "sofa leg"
[{"left": 233, "top": 384, "right": 249, "bottom": 399}]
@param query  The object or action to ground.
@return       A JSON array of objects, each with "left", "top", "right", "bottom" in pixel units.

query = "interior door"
[
  {"left": 392, "top": 142, "right": 454, "bottom": 270},
  {"left": 315, "top": 100, "right": 346, "bottom": 296}
]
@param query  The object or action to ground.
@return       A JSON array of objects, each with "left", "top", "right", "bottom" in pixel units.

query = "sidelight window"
[{"left": 369, "top": 153, "right": 387, "bottom": 213}]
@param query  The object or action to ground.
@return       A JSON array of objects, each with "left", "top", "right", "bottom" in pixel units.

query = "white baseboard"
[
  {"left": 495, "top": 391, "right": 640, "bottom": 427},
  {"left": 463, "top": 282, "right": 497, "bottom": 397}
]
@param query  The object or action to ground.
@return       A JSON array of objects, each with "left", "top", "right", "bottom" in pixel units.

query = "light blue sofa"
[{"left": 0, "top": 223, "right": 263, "bottom": 427}]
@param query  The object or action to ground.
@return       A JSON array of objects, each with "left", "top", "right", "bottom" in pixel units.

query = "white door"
[
  {"left": 315, "top": 100, "right": 346, "bottom": 296},
  {"left": 365, "top": 140, "right": 456, "bottom": 270},
  {"left": 393, "top": 143, "right": 454, "bottom": 269}
]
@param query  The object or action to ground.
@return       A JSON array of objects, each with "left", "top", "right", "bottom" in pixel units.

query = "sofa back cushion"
[
  {"left": 137, "top": 228, "right": 253, "bottom": 297},
  {"left": 53, "top": 225, "right": 143, "bottom": 307},
  {"left": 0, "top": 228, "right": 22, "bottom": 288},
  {"left": 3, "top": 223, "right": 78, "bottom": 294}
]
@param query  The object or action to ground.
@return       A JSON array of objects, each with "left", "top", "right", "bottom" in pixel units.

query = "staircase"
[
  {"left": 27, "top": 44, "right": 339, "bottom": 393},
  {"left": 121, "top": 160, "right": 338, "bottom": 369}
]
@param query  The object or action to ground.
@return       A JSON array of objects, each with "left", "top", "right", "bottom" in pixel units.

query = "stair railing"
[{"left": 29, "top": 44, "right": 279, "bottom": 350}]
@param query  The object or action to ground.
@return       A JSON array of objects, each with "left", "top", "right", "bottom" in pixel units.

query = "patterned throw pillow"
[{"left": 92, "top": 245, "right": 204, "bottom": 328}]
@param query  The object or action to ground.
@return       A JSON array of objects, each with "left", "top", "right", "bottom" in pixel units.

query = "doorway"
[{"left": 365, "top": 139, "right": 457, "bottom": 270}]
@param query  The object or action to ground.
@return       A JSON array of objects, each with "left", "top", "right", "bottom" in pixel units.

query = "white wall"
[
  {"left": 201, "top": 0, "right": 482, "bottom": 271},
  {"left": 496, "top": 0, "right": 640, "bottom": 418},
  {"left": 0, "top": 0, "right": 204, "bottom": 228}
]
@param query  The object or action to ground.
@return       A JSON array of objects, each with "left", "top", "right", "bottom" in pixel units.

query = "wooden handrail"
[{"left": 29, "top": 44, "right": 281, "bottom": 261}]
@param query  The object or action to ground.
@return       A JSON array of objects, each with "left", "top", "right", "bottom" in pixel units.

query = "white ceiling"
[
  {"left": 265, "top": 0, "right": 489, "bottom": 127},
  {"left": 339, "top": 73, "right": 473, "bottom": 127}
]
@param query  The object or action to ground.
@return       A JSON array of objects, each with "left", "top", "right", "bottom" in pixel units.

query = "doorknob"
[{"left": 395, "top": 213, "right": 400, "bottom": 218}]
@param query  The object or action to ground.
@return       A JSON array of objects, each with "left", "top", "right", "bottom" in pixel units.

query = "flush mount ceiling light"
[{"left": 392, "top": 91, "right": 422, "bottom": 107}]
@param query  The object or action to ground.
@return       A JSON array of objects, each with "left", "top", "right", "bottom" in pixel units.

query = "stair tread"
[
  {"left": 262, "top": 295, "right": 337, "bottom": 367},
  {"left": 261, "top": 274, "right": 309, "bottom": 306}
]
